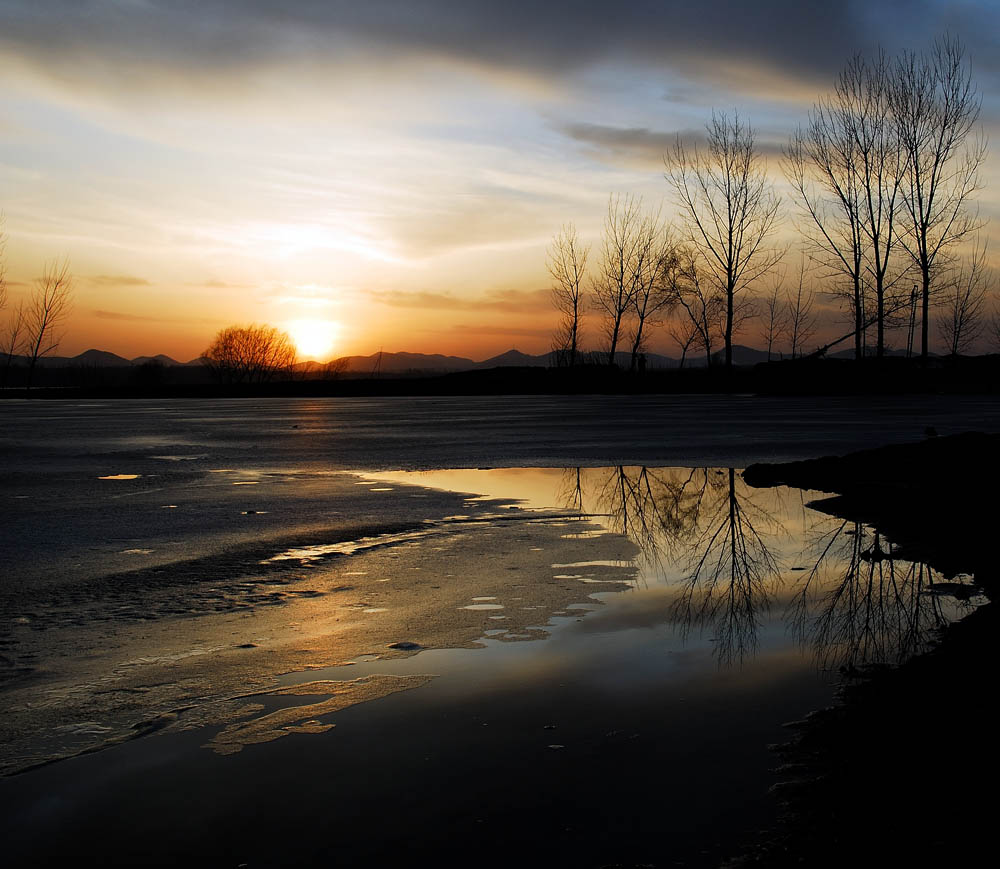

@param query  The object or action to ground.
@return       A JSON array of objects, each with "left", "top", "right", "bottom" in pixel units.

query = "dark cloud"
[
  {"left": 558, "top": 122, "right": 785, "bottom": 169},
  {"left": 3, "top": 1, "right": 995, "bottom": 94}
]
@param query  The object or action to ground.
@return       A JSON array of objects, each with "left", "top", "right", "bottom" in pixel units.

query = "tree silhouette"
[
  {"left": 938, "top": 239, "right": 991, "bottom": 355},
  {"left": 666, "top": 111, "right": 783, "bottom": 371},
  {"left": 204, "top": 324, "right": 296, "bottom": 384},
  {"left": 547, "top": 223, "right": 589, "bottom": 368},
  {"left": 893, "top": 36, "right": 986, "bottom": 360},
  {"left": 23, "top": 259, "right": 73, "bottom": 389}
]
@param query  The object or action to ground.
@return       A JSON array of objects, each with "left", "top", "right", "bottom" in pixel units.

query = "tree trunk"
[
  {"left": 854, "top": 275, "right": 863, "bottom": 361},
  {"left": 725, "top": 289, "right": 734, "bottom": 370},
  {"left": 920, "top": 267, "right": 930, "bottom": 361},
  {"left": 876, "top": 284, "right": 885, "bottom": 358}
]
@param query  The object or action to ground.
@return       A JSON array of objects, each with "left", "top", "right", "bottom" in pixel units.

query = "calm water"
[{"left": 0, "top": 398, "right": 984, "bottom": 867}]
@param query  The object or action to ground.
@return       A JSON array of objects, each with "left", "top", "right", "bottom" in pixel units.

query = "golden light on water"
[{"left": 287, "top": 319, "right": 339, "bottom": 360}]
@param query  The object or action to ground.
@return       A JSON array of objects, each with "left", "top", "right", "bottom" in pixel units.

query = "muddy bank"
[{"left": 738, "top": 433, "right": 998, "bottom": 866}]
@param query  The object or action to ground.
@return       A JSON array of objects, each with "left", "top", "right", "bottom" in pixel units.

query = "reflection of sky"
[
  {"left": 367, "top": 465, "right": 983, "bottom": 668},
  {"left": 2, "top": 1, "right": 999, "bottom": 359}
]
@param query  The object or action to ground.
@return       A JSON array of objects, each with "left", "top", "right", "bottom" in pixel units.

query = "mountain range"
[{"left": 22, "top": 344, "right": 864, "bottom": 373}]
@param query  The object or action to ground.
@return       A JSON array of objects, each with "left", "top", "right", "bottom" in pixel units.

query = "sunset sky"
[{"left": 2, "top": 1, "right": 999, "bottom": 361}]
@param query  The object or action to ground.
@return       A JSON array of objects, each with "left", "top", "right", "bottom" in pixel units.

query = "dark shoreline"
[
  {"left": 736, "top": 433, "right": 998, "bottom": 866},
  {"left": 5, "top": 355, "right": 1000, "bottom": 399}
]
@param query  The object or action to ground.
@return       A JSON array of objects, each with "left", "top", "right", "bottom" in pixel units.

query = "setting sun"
[{"left": 287, "top": 319, "right": 339, "bottom": 360}]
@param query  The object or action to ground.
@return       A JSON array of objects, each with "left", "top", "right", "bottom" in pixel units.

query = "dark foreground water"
[{"left": 0, "top": 397, "right": 991, "bottom": 866}]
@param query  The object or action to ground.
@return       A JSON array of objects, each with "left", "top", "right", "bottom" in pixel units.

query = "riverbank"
[{"left": 739, "top": 433, "right": 998, "bottom": 866}]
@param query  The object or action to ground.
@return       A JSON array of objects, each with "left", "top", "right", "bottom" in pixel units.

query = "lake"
[{"left": 0, "top": 396, "right": 993, "bottom": 866}]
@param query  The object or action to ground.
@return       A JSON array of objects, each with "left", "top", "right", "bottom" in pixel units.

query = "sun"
[{"left": 287, "top": 319, "right": 339, "bottom": 361}]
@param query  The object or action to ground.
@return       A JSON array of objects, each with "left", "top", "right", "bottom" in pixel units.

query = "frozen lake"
[{"left": 0, "top": 395, "right": 993, "bottom": 865}]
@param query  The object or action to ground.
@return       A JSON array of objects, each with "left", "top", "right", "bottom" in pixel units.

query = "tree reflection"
[
  {"left": 553, "top": 466, "right": 978, "bottom": 670},
  {"left": 670, "top": 468, "right": 782, "bottom": 665},
  {"left": 566, "top": 466, "right": 784, "bottom": 665},
  {"left": 792, "top": 520, "right": 953, "bottom": 670}
]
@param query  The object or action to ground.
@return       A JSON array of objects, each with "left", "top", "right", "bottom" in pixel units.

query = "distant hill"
[
  {"left": 336, "top": 351, "right": 477, "bottom": 374},
  {"left": 475, "top": 349, "right": 550, "bottom": 368},
  {"left": 710, "top": 344, "right": 772, "bottom": 366},
  {"left": 30, "top": 349, "right": 133, "bottom": 368},
  {"left": 131, "top": 354, "right": 184, "bottom": 366}
]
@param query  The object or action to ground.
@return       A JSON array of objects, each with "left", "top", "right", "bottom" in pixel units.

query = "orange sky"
[{"left": 2, "top": 2, "right": 999, "bottom": 362}]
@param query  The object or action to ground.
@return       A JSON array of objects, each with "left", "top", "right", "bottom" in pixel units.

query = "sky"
[{"left": 2, "top": 0, "right": 999, "bottom": 361}]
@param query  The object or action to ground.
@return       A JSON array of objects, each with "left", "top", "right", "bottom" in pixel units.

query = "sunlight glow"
[{"left": 287, "top": 319, "right": 339, "bottom": 360}]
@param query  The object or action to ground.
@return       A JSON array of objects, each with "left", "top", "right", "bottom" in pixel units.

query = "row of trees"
[
  {"left": 550, "top": 38, "right": 990, "bottom": 369},
  {"left": 1, "top": 223, "right": 75, "bottom": 388}
]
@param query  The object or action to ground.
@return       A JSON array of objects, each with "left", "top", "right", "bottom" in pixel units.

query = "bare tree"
[
  {"left": 671, "top": 247, "right": 724, "bottom": 368},
  {"left": 23, "top": 259, "right": 73, "bottom": 389},
  {"left": 990, "top": 307, "right": 1000, "bottom": 353},
  {"left": 785, "top": 99, "right": 868, "bottom": 359},
  {"left": 893, "top": 36, "right": 986, "bottom": 360},
  {"left": 845, "top": 52, "right": 912, "bottom": 357},
  {"left": 666, "top": 111, "right": 783, "bottom": 371},
  {"left": 627, "top": 212, "right": 678, "bottom": 371},
  {"left": 787, "top": 258, "right": 818, "bottom": 358},
  {"left": 668, "top": 313, "right": 700, "bottom": 369},
  {"left": 759, "top": 275, "right": 789, "bottom": 361},
  {"left": 547, "top": 223, "right": 590, "bottom": 367},
  {"left": 593, "top": 194, "right": 643, "bottom": 366},
  {"left": 204, "top": 324, "right": 297, "bottom": 384},
  {"left": 938, "top": 240, "right": 991, "bottom": 355}
]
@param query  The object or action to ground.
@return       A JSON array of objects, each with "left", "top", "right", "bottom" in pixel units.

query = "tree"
[
  {"left": 893, "top": 36, "right": 986, "bottom": 360},
  {"left": 668, "top": 312, "right": 700, "bottom": 369},
  {"left": 547, "top": 223, "right": 589, "bottom": 367},
  {"left": 786, "top": 258, "right": 818, "bottom": 358},
  {"left": 666, "top": 111, "right": 783, "bottom": 371},
  {"left": 759, "top": 276, "right": 789, "bottom": 361},
  {"left": 938, "top": 240, "right": 991, "bottom": 355},
  {"left": 23, "top": 259, "right": 73, "bottom": 389},
  {"left": 671, "top": 247, "right": 724, "bottom": 368},
  {"left": 842, "top": 51, "right": 912, "bottom": 358},
  {"left": 785, "top": 96, "right": 868, "bottom": 359},
  {"left": 204, "top": 324, "right": 296, "bottom": 384},
  {"left": 626, "top": 211, "right": 677, "bottom": 372},
  {"left": 593, "top": 194, "right": 643, "bottom": 366}
]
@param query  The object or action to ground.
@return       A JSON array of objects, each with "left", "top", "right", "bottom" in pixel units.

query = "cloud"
[
  {"left": 89, "top": 274, "right": 151, "bottom": 287},
  {"left": 443, "top": 324, "right": 553, "bottom": 338},
  {"left": 373, "top": 287, "right": 551, "bottom": 313},
  {"left": 92, "top": 309, "right": 216, "bottom": 325},
  {"left": 186, "top": 279, "right": 252, "bottom": 289},
  {"left": 4, "top": 2, "right": 996, "bottom": 102},
  {"left": 556, "top": 121, "right": 786, "bottom": 172},
  {"left": 93, "top": 309, "right": 160, "bottom": 322}
]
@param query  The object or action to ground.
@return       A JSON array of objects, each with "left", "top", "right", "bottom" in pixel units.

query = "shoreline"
[{"left": 736, "top": 433, "right": 997, "bottom": 866}]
